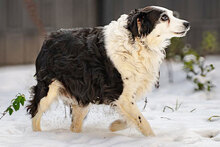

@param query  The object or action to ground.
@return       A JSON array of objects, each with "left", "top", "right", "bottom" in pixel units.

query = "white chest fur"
[{"left": 104, "top": 15, "right": 166, "bottom": 101}]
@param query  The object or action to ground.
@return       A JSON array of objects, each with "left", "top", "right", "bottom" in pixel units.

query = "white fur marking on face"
[
  {"left": 151, "top": 6, "right": 190, "bottom": 38},
  {"left": 151, "top": 6, "right": 171, "bottom": 12}
]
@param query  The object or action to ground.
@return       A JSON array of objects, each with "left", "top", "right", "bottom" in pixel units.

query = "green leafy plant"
[
  {"left": 166, "top": 37, "right": 185, "bottom": 60},
  {"left": 183, "top": 49, "right": 215, "bottom": 92},
  {"left": 0, "top": 94, "right": 26, "bottom": 120},
  {"left": 201, "top": 31, "right": 218, "bottom": 54}
]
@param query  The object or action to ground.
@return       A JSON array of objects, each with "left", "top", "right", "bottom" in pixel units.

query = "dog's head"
[{"left": 127, "top": 6, "right": 190, "bottom": 49}]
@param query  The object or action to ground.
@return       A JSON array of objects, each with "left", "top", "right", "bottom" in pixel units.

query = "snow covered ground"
[{"left": 0, "top": 56, "right": 220, "bottom": 147}]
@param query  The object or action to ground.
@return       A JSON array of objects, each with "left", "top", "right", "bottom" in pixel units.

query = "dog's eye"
[{"left": 161, "top": 14, "right": 169, "bottom": 21}]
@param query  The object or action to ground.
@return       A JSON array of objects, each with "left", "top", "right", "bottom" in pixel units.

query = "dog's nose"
[{"left": 183, "top": 22, "right": 190, "bottom": 29}]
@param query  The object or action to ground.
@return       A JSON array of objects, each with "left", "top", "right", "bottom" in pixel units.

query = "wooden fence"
[{"left": 0, "top": 0, "right": 220, "bottom": 65}]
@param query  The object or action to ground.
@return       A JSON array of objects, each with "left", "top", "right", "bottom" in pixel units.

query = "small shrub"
[
  {"left": 201, "top": 31, "right": 218, "bottom": 54},
  {"left": 183, "top": 49, "right": 215, "bottom": 92}
]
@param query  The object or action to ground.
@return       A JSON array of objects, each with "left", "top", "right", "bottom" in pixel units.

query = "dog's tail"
[{"left": 26, "top": 81, "right": 49, "bottom": 118}]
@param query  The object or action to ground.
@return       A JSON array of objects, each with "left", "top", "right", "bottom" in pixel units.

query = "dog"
[{"left": 27, "top": 6, "right": 190, "bottom": 136}]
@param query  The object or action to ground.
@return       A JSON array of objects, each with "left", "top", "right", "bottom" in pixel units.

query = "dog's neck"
[{"left": 112, "top": 14, "right": 170, "bottom": 53}]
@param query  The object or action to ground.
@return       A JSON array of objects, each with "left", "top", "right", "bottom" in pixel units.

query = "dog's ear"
[
  {"left": 127, "top": 10, "right": 154, "bottom": 38},
  {"left": 127, "top": 10, "right": 142, "bottom": 38}
]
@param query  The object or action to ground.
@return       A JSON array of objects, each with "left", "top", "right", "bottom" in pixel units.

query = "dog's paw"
[
  {"left": 32, "top": 115, "right": 42, "bottom": 132},
  {"left": 70, "top": 125, "right": 82, "bottom": 133},
  {"left": 109, "top": 119, "right": 127, "bottom": 132}
]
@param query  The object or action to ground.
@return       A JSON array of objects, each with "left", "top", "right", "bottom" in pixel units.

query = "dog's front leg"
[{"left": 115, "top": 90, "right": 155, "bottom": 136}]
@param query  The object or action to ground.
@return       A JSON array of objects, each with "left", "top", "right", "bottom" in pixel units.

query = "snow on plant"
[{"left": 183, "top": 49, "right": 215, "bottom": 91}]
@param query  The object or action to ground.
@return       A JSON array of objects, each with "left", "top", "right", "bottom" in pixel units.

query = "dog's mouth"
[
  {"left": 173, "top": 31, "right": 186, "bottom": 35},
  {"left": 174, "top": 27, "right": 190, "bottom": 35}
]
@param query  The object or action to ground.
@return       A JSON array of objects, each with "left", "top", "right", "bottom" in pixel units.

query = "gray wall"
[
  {"left": 0, "top": 0, "right": 97, "bottom": 66},
  {"left": 0, "top": 0, "right": 220, "bottom": 66}
]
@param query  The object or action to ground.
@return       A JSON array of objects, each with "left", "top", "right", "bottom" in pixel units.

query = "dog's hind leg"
[
  {"left": 32, "top": 80, "right": 61, "bottom": 131},
  {"left": 70, "top": 104, "right": 90, "bottom": 133},
  {"left": 109, "top": 119, "right": 128, "bottom": 132}
]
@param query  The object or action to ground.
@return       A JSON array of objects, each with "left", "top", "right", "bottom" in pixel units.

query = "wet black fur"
[{"left": 27, "top": 27, "right": 123, "bottom": 117}]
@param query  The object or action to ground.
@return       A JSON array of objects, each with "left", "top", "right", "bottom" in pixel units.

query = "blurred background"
[{"left": 0, "top": 0, "right": 219, "bottom": 66}]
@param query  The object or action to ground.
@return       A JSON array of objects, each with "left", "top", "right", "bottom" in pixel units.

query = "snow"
[
  {"left": 183, "top": 54, "right": 197, "bottom": 62},
  {"left": 0, "top": 56, "right": 220, "bottom": 147}
]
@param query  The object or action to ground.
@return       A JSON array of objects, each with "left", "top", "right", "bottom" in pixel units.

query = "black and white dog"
[{"left": 27, "top": 6, "right": 190, "bottom": 136}]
